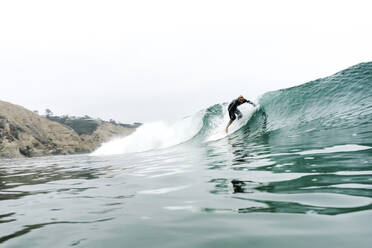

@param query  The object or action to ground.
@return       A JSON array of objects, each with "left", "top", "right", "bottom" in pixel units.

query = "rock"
[{"left": 0, "top": 100, "right": 136, "bottom": 158}]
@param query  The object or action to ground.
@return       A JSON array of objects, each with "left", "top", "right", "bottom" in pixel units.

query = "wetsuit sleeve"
[{"left": 244, "top": 99, "right": 256, "bottom": 106}]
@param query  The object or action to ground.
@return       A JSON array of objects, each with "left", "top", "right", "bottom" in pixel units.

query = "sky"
[{"left": 0, "top": 0, "right": 371, "bottom": 123}]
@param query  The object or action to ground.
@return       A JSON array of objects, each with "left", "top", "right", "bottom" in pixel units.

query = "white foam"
[
  {"left": 91, "top": 111, "right": 204, "bottom": 155},
  {"left": 138, "top": 185, "right": 189, "bottom": 195},
  {"left": 297, "top": 144, "right": 371, "bottom": 155}
]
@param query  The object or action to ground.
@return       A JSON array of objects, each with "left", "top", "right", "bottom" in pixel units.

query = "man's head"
[{"left": 238, "top": 95, "right": 245, "bottom": 103}]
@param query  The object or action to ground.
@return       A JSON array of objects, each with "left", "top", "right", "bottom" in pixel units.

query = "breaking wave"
[{"left": 92, "top": 62, "right": 372, "bottom": 156}]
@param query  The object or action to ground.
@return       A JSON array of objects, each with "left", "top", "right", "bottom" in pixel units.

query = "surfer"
[{"left": 225, "top": 95, "right": 256, "bottom": 133}]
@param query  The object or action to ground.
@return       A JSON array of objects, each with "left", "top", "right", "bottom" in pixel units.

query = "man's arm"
[{"left": 244, "top": 99, "right": 256, "bottom": 107}]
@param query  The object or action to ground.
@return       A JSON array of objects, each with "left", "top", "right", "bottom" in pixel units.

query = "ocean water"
[{"left": 1, "top": 62, "right": 372, "bottom": 247}]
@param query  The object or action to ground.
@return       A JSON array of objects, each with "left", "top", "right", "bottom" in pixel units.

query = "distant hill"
[
  {"left": 46, "top": 115, "right": 141, "bottom": 135},
  {"left": 0, "top": 100, "right": 138, "bottom": 158}
]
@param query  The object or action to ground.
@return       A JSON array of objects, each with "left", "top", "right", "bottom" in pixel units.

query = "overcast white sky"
[{"left": 0, "top": 0, "right": 371, "bottom": 123}]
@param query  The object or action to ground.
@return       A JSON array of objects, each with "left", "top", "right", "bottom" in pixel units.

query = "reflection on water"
[
  {"left": 203, "top": 119, "right": 372, "bottom": 217},
  {"left": 1, "top": 126, "right": 372, "bottom": 247}
]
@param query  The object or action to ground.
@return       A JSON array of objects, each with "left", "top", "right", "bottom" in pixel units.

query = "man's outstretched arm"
[{"left": 244, "top": 99, "right": 256, "bottom": 107}]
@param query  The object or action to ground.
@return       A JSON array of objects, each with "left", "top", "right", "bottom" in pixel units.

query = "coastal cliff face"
[{"left": 0, "top": 100, "right": 136, "bottom": 158}]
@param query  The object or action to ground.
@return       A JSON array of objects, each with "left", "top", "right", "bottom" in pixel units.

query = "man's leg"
[
  {"left": 225, "top": 119, "right": 233, "bottom": 133},
  {"left": 226, "top": 109, "right": 236, "bottom": 133}
]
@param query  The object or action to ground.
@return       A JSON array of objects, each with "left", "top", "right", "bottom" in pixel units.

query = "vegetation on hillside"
[{"left": 45, "top": 113, "right": 142, "bottom": 135}]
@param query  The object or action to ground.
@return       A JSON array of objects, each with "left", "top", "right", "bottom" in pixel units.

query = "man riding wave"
[{"left": 225, "top": 95, "right": 256, "bottom": 133}]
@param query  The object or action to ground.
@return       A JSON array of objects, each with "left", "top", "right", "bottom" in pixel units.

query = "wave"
[
  {"left": 257, "top": 62, "right": 372, "bottom": 132},
  {"left": 91, "top": 111, "right": 204, "bottom": 155},
  {"left": 92, "top": 103, "right": 257, "bottom": 155},
  {"left": 92, "top": 62, "right": 372, "bottom": 155}
]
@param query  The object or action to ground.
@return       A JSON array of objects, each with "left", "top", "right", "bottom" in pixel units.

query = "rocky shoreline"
[{"left": 0, "top": 100, "right": 139, "bottom": 158}]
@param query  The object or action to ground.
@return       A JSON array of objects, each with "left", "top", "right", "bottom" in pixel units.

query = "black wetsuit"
[{"left": 228, "top": 98, "right": 253, "bottom": 121}]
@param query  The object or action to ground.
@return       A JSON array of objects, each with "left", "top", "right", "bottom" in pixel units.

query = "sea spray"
[{"left": 92, "top": 110, "right": 205, "bottom": 155}]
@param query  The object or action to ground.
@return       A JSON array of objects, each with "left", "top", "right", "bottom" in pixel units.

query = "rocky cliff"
[{"left": 0, "top": 100, "right": 136, "bottom": 158}]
